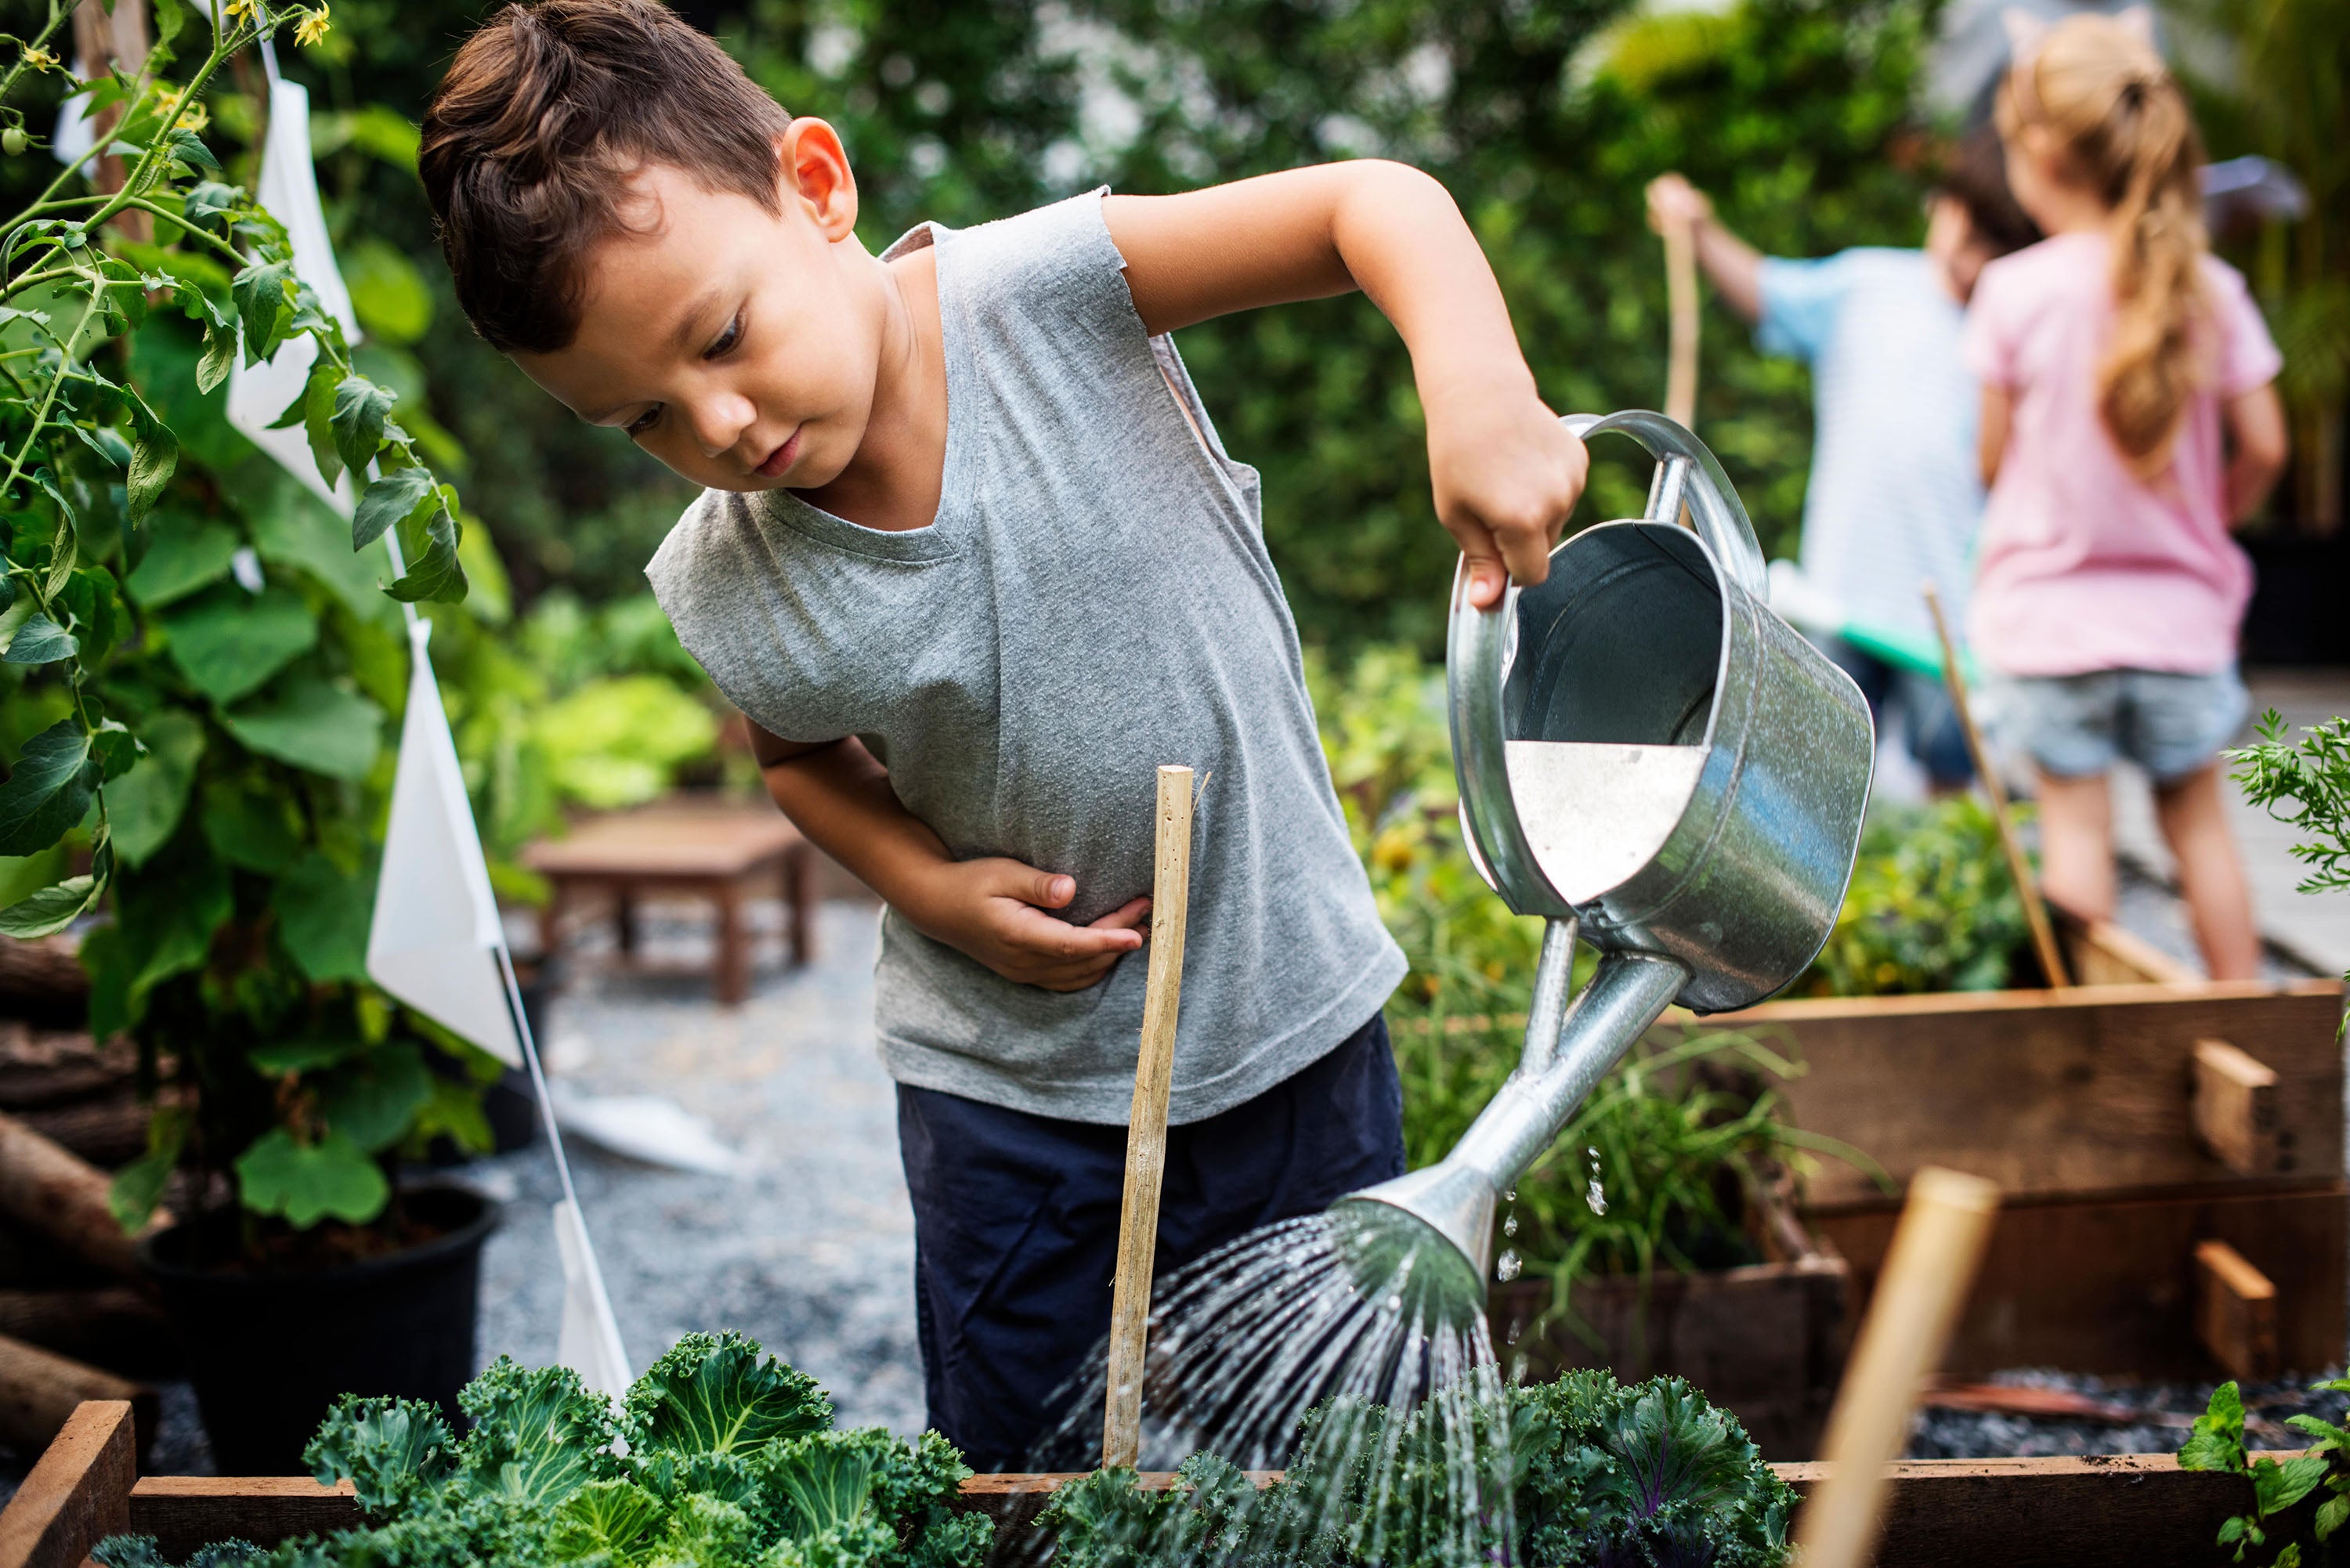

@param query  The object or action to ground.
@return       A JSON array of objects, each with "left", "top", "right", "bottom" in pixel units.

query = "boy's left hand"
[{"left": 1426, "top": 380, "right": 1589, "bottom": 610}]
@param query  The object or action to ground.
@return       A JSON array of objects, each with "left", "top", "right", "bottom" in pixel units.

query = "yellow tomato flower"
[
  {"left": 295, "top": 5, "right": 331, "bottom": 45},
  {"left": 20, "top": 46, "right": 60, "bottom": 72},
  {"left": 224, "top": 0, "right": 257, "bottom": 20}
]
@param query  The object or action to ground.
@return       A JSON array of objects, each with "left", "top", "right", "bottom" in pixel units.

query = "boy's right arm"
[
  {"left": 1645, "top": 175, "right": 1765, "bottom": 325},
  {"left": 750, "top": 723, "right": 1150, "bottom": 992}
]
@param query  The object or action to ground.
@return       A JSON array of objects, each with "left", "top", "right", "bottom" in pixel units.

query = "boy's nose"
[{"left": 689, "top": 392, "right": 757, "bottom": 459}]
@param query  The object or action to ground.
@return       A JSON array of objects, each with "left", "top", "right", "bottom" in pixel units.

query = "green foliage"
[
  {"left": 2232, "top": 709, "right": 2350, "bottom": 993},
  {"left": 0, "top": 3, "right": 497, "bottom": 1255},
  {"left": 91, "top": 1334, "right": 991, "bottom": 1568},
  {"left": 1796, "top": 797, "right": 2034, "bottom": 998},
  {"left": 1042, "top": 1371, "right": 1792, "bottom": 1568},
  {"left": 2179, "top": 1377, "right": 2350, "bottom": 1565}
]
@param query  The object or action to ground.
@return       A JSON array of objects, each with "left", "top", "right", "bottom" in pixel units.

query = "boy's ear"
[{"left": 778, "top": 117, "right": 859, "bottom": 242}]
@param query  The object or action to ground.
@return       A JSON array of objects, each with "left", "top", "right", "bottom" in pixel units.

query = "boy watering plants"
[
  {"left": 420, "top": 0, "right": 1587, "bottom": 1467},
  {"left": 1645, "top": 130, "right": 2039, "bottom": 793}
]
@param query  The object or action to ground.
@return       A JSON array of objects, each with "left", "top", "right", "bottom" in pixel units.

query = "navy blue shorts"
[{"left": 895, "top": 1013, "right": 1404, "bottom": 1471}]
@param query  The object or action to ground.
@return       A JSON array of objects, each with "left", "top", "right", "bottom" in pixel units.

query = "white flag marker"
[
  {"left": 554, "top": 1199, "right": 632, "bottom": 1404},
  {"left": 367, "top": 620, "right": 521, "bottom": 1066}
]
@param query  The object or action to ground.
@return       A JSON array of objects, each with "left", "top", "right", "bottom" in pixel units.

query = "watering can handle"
[{"left": 1559, "top": 411, "right": 1770, "bottom": 603}]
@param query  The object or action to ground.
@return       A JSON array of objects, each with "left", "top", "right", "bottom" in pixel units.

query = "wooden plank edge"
[{"left": 0, "top": 1400, "right": 132, "bottom": 1568}]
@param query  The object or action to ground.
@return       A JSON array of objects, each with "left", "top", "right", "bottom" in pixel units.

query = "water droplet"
[
  {"left": 1504, "top": 1187, "right": 1517, "bottom": 1202},
  {"left": 1502, "top": 1211, "right": 1519, "bottom": 1237},
  {"left": 1585, "top": 1147, "right": 1608, "bottom": 1216},
  {"left": 1495, "top": 1248, "right": 1521, "bottom": 1282},
  {"left": 1386, "top": 1294, "right": 1402, "bottom": 1313}
]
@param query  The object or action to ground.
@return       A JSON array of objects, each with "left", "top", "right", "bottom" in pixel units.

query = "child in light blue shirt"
[{"left": 1647, "top": 131, "right": 2037, "bottom": 789}]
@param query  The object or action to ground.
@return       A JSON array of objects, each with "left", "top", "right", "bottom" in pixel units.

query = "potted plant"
[{"left": 0, "top": 0, "right": 490, "bottom": 1471}]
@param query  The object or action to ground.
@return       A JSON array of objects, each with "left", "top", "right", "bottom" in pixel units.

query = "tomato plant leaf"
[
  {"left": 2, "top": 612, "right": 77, "bottom": 665},
  {"left": 351, "top": 466, "right": 434, "bottom": 552},
  {"left": 125, "top": 421, "right": 177, "bottom": 524},
  {"left": 2180, "top": 1381, "right": 2248, "bottom": 1473},
  {"left": 250, "top": 1036, "right": 367, "bottom": 1076},
  {"left": 331, "top": 375, "right": 396, "bottom": 477},
  {"left": 320, "top": 1041, "right": 432, "bottom": 1154},
  {"left": 272, "top": 848, "right": 374, "bottom": 981},
  {"left": 0, "top": 873, "right": 100, "bottom": 939},
  {"left": 106, "top": 709, "right": 204, "bottom": 869},
  {"left": 299, "top": 361, "right": 344, "bottom": 489},
  {"left": 124, "top": 518, "right": 240, "bottom": 608},
  {"left": 161, "top": 582, "right": 318, "bottom": 704},
  {"left": 0, "top": 721, "right": 97, "bottom": 856},
  {"left": 89, "top": 720, "right": 140, "bottom": 781},
  {"left": 220, "top": 675, "right": 384, "bottom": 780},
  {"left": 107, "top": 1103, "right": 189, "bottom": 1232},
  {"left": 389, "top": 486, "right": 468, "bottom": 604},
  {"left": 231, "top": 258, "right": 295, "bottom": 368},
  {"left": 236, "top": 1127, "right": 389, "bottom": 1229}
]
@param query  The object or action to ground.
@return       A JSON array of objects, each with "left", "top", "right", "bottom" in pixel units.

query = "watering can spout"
[{"left": 1338, "top": 951, "right": 1690, "bottom": 1281}]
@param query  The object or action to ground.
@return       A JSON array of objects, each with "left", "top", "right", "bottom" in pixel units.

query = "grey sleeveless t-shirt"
[{"left": 645, "top": 190, "right": 1405, "bottom": 1125}]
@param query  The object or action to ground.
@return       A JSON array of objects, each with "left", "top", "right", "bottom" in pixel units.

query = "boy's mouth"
[{"left": 755, "top": 428, "right": 802, "bottom": 480}]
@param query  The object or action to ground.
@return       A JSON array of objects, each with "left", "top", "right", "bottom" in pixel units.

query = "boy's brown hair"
[
  {"left": 419, "top": 0, "right": 793, "bottom": 354},
  {"left": 1932, "top": 125, "right": 2040, "bottom": 259}
]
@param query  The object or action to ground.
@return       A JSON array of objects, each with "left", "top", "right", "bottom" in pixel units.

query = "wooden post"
[
  {"left": 1922, "top": 584, "right": 2071, "bottom": 988},
  {"left": 1663, "top": 215, "right": 1700, "bottom": 429},
  {"left": 1102, "top": 766, "right": 1195, "bottom": 1470},
  {"left": 0, "top": 1111, "right": 157, "bottom": 1279},
  {"left": 2193, "top": 1239, "right": 2280, "bottom": 1381},
  {"left": 1795, "top": 1166, "right": 2000, "bottom": 1568},
  {"left": 0, "top": 1334, "right": 153, "bottom": 1465},
  {"left": 2193, "top": 1039, "right": 2283, "bottom": 1176}
]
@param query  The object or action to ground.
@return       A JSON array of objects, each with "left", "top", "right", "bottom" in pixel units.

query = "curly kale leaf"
[
  {"left": 546, "top": 1478, "right": 667, "bottom": 1561},
  {"left": 622, "top": 1331, "right": 833, "bottom": 1461},
  {"left": 1516, "top": 1372, "right": 1794, "bottom": 1568},
  {"left": 457, "top": 1357, "right": 620, "bottom": 1509},
  {"left": 305, "top": 1396, "right": 457, "bottom": 1516}
]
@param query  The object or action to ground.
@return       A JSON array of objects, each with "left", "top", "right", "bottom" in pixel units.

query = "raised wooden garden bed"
[
  {"left": 1716, "top": 916, "right": 2348, "bottom": 1385},
  {"left": 0, "top": 1400, "right": 2301, "bottom": 1568}
]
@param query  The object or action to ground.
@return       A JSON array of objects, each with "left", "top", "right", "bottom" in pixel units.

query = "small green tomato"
[{"left": 2, "top": 128, "right": 27, "bottom": 157}]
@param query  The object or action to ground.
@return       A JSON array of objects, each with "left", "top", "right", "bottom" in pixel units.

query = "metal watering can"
[{"left": 1340, "top": 411, "right": 1875, "bottom": 1285}]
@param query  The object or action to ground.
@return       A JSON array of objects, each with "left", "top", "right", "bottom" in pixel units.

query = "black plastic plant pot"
[{"left": 136, "top": 1182, "right": 500, "bottom": 1474}]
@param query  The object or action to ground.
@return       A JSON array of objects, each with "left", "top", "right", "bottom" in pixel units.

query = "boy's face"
[{"left": 513, "top": 121, "right": 880, "bottom": 495}]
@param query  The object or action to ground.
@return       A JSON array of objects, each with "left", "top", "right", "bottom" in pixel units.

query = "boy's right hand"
[
  {"left": 1645, "top": 174, "right": 1713, "bottom": 235},
  {"left": 908, "top": 858, "right": 1152, "bottom": 992}
]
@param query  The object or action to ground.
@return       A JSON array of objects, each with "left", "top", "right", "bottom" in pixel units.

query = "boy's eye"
[
  {"left": 704, "top": 310, "right": 743, "bottom": 359},
  {"left": 625, "top": 406, "right": 661, "bottom": 436}
]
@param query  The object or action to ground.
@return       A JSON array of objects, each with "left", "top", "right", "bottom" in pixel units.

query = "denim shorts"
[{"left": 1985, "top": 665, "right": 2249, "bottom": 784}]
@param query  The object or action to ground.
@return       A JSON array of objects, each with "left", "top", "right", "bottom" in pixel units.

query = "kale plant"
[
  {"left": 93, "top": 1331, "right": 994, "bottom": 1568},
  {"left": 1039, "top": 1370, "right": 1792, "bottom": 1568}
]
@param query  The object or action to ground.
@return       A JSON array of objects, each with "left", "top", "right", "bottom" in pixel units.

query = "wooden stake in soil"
[
  {"left": 1922, "top": 584, "right": 2071, "bottom": 988},
  {"left": 1663, "top": 213, "right": 1700, "bottom": 430},
  {"left": 0, "top": 1111, "right": 161, "bottom": 1280},
  {"left": 1102, "top": 765, "right": 1195, "bottom": 1471},
  {"left": 1795, "top": 1166, "right": 2000, "bottom": 1568}
]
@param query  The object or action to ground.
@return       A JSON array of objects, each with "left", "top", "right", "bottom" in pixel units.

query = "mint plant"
[
  {"left": 2178, "top": 1378, "right": 2350, "bottom": 1564},
  {"left": 0, "top": 2, "right": 483, "bottom": 1249},
  {"left": 2233, "top": 710, "right": 2350, "bottom": 990}
]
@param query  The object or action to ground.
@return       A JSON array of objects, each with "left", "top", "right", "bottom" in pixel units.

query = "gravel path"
[{"left": 465, "top": 896, "right": 924, "bottom": 1434}]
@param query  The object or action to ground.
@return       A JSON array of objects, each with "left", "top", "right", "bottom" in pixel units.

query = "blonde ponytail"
[{"left": 2000, "top": 17, "right": 2209, "bottom": 475}]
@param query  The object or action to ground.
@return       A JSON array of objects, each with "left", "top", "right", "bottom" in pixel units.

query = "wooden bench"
[{"left": 521, "top": 802, "right": 815, "bottom": 1005}]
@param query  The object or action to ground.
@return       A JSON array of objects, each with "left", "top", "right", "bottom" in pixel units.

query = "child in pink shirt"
[{"left": 1969, "top": 13, "right": 2287, "bottom": 979}]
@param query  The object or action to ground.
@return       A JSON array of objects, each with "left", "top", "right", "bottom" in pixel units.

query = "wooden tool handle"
[
  {"left": 1796, "top": 1166, "right": 2001, "bottom": 1568},
  {"left": 1102, "top": 765, "right": 1195, "bottom": 1470},
  {"left": 1664, "top": 215, "right": 1700, "bottom": 430},
  {"left": 1922, "top": 585, "right": 2071, "bottom": 988}
]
